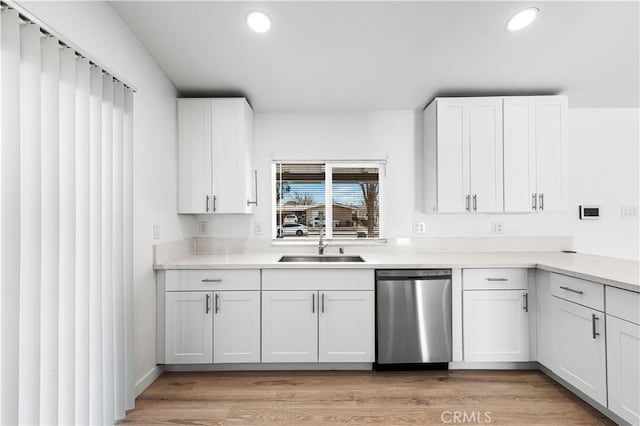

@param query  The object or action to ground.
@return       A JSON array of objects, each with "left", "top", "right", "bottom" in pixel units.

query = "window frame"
[{"left": 271, "top": 160, "right": 386, "bottom": 244}]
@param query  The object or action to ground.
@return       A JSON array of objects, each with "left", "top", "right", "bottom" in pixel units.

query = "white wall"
[
  {"left": 16, "top": 1, "right": 192, "bottom": 390},
  {"left": 197, "top": 111, "right": 417, "bottom": 239},
  {"left": 199, "top": 108, "right": 639, "bottom": 260}
]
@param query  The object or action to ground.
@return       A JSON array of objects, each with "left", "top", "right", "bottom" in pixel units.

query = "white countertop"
[{"left": 154, "top": 251, "right": 640, "bottom": 293}]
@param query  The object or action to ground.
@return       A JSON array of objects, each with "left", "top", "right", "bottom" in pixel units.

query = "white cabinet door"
[
  {"left": 211, "top": 99, "right": 253, "bottom": 214},
  {"left": 468, "top": 98, "right": 504, "bottom": 213},
  {"left": 318, "top": 291, "right": 374, "bottom": 363},
  {"left": 606, "top": 315, "right": 640, "bottom": 425},
  {"left": 535, "top": 270, "right": 555, "bottom": 369},
  {"left": 463, "top": 290, "right": 530, "bottom": 362},
  {"left": 262, "top": 291, "right": 318, "bottom": 363},
  {"left": 535, "top": 96, "right": 568, "bottom": 212},
  {"left": 165, "top": 291, "right": 213, "bottom": 364},
  {"left": 436, "top": 99, "right": 470, "bottom": 213},
  {"left": 177, "top": 99, "right": 212, "bottom": 214},
  {"left": 213, "top": 291, "right": 261, "bottom": 363},
  {"left": 503, "top": 97, "right": 537, "bottom": 213},
  {"left": 552, "top": 297, "right": 606, "bottom": 406}
]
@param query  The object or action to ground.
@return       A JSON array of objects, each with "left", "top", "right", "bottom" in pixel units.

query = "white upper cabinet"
[
  {"left": 178, "top": 98, "right": 256, "bottom": 214},
  {"left": 424, "top": 97, "right": 503, "bottom": 213},
  {"left": 503, "top": 95, "right": 568, "bottom": 212},
  {"left": 178, "top": 99, "right": 213, "bottom": 214},
  {"left": 425, "top": 95, "right": 567, "bottom": 214},
  {"left": 468, "top": 98, "right": 504, "bottom": 213}
]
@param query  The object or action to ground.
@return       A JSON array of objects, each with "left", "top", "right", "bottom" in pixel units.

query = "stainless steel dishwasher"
[{"left": 376, "top": 269, "right": 452, "bottom": 366}]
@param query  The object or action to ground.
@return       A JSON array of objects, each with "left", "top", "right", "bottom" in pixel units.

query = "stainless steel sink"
[{"left": 278, "top": 255, "right": 365, "bottom": 263}]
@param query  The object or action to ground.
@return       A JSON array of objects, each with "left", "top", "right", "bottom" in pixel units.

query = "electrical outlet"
[
  {"left": 255, "top": 222, "right": 263, "bottom": 235},
  {"left": 414, "top": 222, "right": 426, "bottom": 234},
  {"left": 198, "top": 221, "right": 208, "bottom": 235},
  {"left": 153, "top": 223, "right": 161, "bottom": 240},
  {"left": 621, "top": 205, "right": 638, "bottom": 218},
  {"left": 490, "top": 222, "right": 504, "bottom": 235}
]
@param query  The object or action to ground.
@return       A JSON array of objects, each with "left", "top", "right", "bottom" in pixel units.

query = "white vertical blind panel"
[
  {"left": 58, "top": 46, "right": 77, "bottom": 426},
  {"left": 123, "top": 89, "right": 135, "bottom": 410},
  {"left": 101, "top": 74, "right": 115, "bottom": 426},
  {"left": 74, "top": 56, "right": 91, "bottom": 426},
  {"left": 18, "top": 22, "right": 42, "bottom": 426},
  {"left": 0, "top": 12, "right": 3, "bottom": 422},
  {"left": 40, "top": 35, "right": 60, "bottom": 426},
  {"left": 88, "top": 65, "right": 104, "bottom": 425},
  {"left": 112, "top": 82, "right": 126, "bottom": 421},
  {"left": 0, "top": 9, "right": 20, "bottom": 426}
]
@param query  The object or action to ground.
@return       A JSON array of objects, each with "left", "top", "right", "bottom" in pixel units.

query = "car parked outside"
[
  {"left": 283, "top": 214, "right": 299, "bottom": 224},
  {"left": 277, "top": 223, "right": 309, "bottom": 237}
]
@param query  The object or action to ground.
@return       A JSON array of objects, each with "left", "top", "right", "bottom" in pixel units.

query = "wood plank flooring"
[{"left": 123, "top": 370, "right": 613, "bottom": 425}]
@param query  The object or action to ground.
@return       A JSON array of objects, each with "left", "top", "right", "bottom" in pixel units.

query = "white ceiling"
[{"left": 111, "top": 1, "right": 639, "bottom": 111}]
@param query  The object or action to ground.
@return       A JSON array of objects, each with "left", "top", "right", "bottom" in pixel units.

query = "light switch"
[{"left": 621, "top": 205, "right": 638, "bottom": 218}]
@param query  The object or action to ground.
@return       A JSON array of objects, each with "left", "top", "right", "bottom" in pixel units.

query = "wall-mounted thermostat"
[{"left": 579, "top": 205, "right": 600, "bottom": 220}]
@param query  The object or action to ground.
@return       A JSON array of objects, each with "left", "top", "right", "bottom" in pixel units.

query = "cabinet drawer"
[
  {"left": 262, "top": 269, "right": 374, "bottom": 291},
  {"left": 606, "top": 286, "right": 640, "bottom": 325},
  {"left": 165, "top": 269, "right": 260, "bottom": 291},
  {"left": 463, "top": 268, "right": 528, "bottom": 290},
  {"left": 550, "top": 273, "right": 604, "bottom": 312}
]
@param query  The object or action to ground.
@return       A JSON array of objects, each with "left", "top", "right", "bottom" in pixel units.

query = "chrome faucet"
[{"left": 318, "top": 228, "right": 328, "bottom": 255}]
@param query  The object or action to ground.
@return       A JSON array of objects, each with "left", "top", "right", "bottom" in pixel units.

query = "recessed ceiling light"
[
  {"left": 246, "top": 11, "right": 271, "bottom": 33},
  {"left": 506, "top": 7, "right": 539, "bottom": 32}
]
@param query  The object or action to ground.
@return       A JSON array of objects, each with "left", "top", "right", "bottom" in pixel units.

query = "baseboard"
[
  {"left": 161, "top": 362, "right": 373, "bottom": 372},
  {"left": 134, "top": 365, "right": 163, "bottom": 397},
  {"left": 449, "top": 361, "right": 538, "bottom": 370}
]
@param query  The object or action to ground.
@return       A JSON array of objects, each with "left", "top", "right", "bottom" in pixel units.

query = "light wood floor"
[{"left": 123, "top": 370, "right": 612, "bottom": 425}]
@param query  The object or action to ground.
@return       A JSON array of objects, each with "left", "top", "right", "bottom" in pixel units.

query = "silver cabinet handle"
[
  {"left": 205, "top": 294, "right": 211, "bottom": 314},
  {"left": 559, "top": 286, "right": 583, "bottom": 295},
  {"left": 201, "top": 278, "right": 222, "bottom": 283},
  {"left": 523, "top": 292, "right": 529, "bottom": 312},
  {"left": 215, "top": 293, "right": 220, "bottom": 314},
  {"left": 472, "top": 194, "right": 477, "bottom": 211},
  {"left": 539, "top": 193, "right": 544, "bottom": 211},
  {"left": 465, "top": 194, "right": 470, "bottom": 212},
  {"left": 532, "top": 193, "right": 537, "bottom": 211},
  {"left": 486, "top": 278, "right": 508, "bottom": 282},
  {"left": 206, "top": 195, "right": 211, "bottom": 212},
  {"left": 311, "top": 293, "right": 315, "bottom": 314},
  {"left": 592, "top": 314, "right": 600, "bottom": 339},
  {"left": 213, "top": 195, "right": 217, "bottom": 212},
  {"left": 321, "top": 293, "right": 325, "bottom": 313},
  {"left": 247, "top": 170, "right": 258, "bottom": 206}
]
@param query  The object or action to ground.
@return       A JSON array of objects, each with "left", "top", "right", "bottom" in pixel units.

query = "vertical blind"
[{"left": 0, "top": 6, "right": 135, "bottom": 425}]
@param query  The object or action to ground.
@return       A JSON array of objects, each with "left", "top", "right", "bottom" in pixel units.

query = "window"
[{"left": 273, "top": 162, "right": 384, "bottom": 241}]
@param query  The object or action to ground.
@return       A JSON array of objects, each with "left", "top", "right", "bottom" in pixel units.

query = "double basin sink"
[{"left": 278, "top": 255, "right": 365, "bottom": 263}]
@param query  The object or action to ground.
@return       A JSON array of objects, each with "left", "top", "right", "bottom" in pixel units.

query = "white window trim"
[{"left": 271, "top": 160, "right": 386, "bottom": 244}]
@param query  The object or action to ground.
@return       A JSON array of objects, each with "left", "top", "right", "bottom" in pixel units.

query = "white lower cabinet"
[
  {"left": 262, "top": 291, "right": 318, "bottom": 363},
  {"left": 165, "top": 291, "right": 213, "bottom": 364},
  {"left": 318, "top": 291, "right": 375, "bottom": 363},
  {"left": 213, "top": 291, "right": 261, "bottom": 363},
  {"left": 552, "top": 297, "right": 607, "bottom": 406},
  {"left": 535, "top": 270, "right": 555, "bottom": 369},
  {"left": 463, "top": 290, "right": 530, "bottom": 362},
  {"left": 606, "top": 315, "right": 640, "bottom": 425},
  {"left": 261, "top": 290, "right": 375, "bottom": 363}
]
